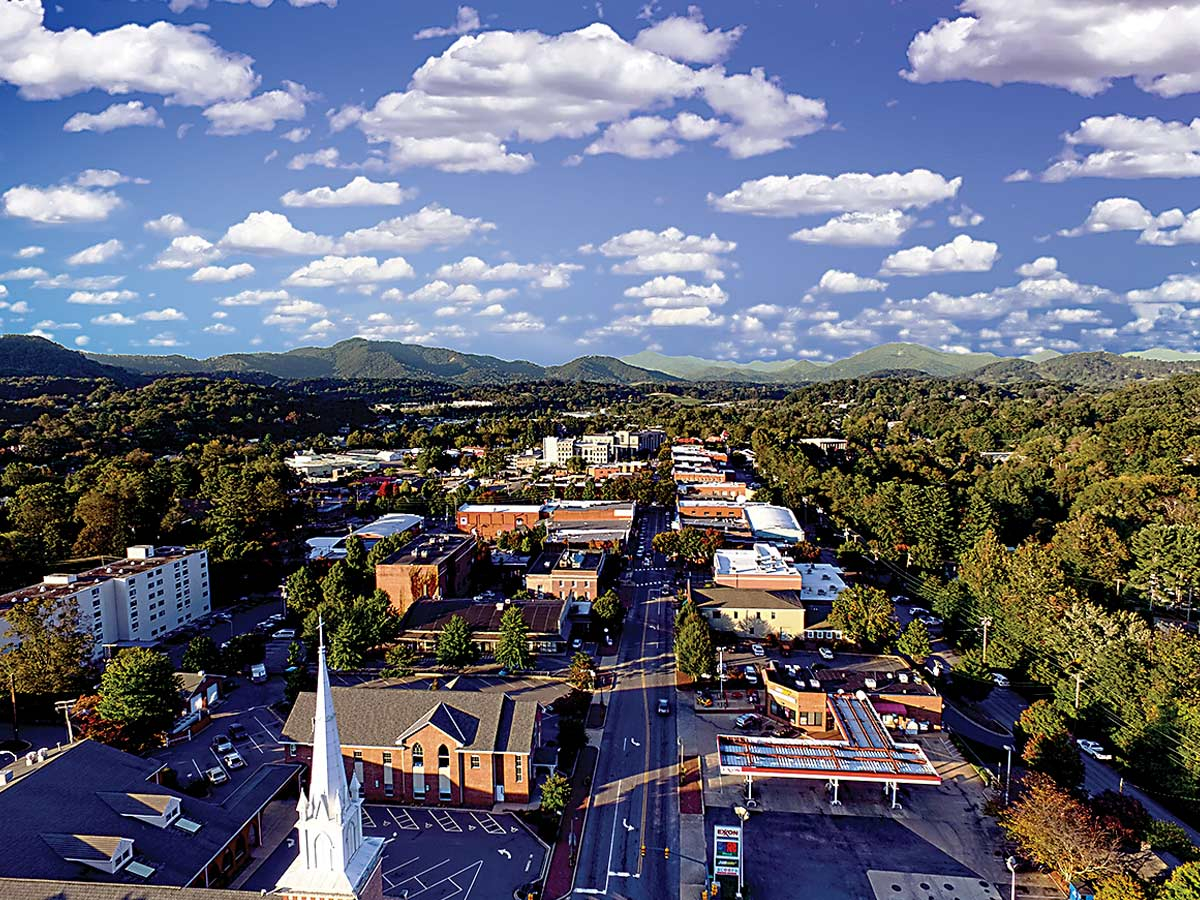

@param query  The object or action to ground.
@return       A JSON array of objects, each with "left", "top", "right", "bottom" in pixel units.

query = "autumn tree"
[
  {"left": 1003, "top": 774, "right": 1121, "bottom": 885},
  {"left": 540, "top": 772, "right": 571, "bottom": 816}
]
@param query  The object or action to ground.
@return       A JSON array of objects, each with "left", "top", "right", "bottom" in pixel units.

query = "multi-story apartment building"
[{"left": 0, "top": 545, "right": 211, "bottom": 660}]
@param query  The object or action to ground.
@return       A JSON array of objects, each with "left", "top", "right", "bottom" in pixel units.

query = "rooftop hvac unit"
[
  {"left": 897, "top": 672, "right": 909, "bottom": 683},
  {"left": 864, "top": 677, "right": 877, "bottom": 690},
  {"left": 0, "top": 770, "right": 13, "bottom": 785},
  {"left": 24, "top": 753, "right": 35, "bottom": 767},
  {"left": 36, "top": 748, "right": 47, "bottom": 762}
]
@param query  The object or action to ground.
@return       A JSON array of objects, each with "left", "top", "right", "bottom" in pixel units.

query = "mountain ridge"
[{"left": 4, "top": 333, "right": 1200, "bottom": 389}]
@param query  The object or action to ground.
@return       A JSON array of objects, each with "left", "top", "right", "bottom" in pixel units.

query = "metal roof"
[{"left": 716, "top": 694, "right": 940, "bottom": 786}]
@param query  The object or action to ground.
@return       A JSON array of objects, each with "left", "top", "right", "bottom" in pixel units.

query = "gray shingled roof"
[
  {"left": 0, "top": 877, "right": 255, "bottom": 900},
  {"left": 0, "top": 741, "right": 298, "bottom": 886},
  {"left": 282, "top": 687, "right": 537, "bottom": 754},
  {"left": 694, "top": 586, "right": 804, "bottom": 610}
]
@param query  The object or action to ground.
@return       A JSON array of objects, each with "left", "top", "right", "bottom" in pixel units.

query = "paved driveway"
[{"left": 152, "top": 699, "right": 285, "bottom": 796}]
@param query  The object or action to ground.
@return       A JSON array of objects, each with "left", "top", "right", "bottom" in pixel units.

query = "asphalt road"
[{"left": 572, "top": 505, "right": 680, "bottom": 900}]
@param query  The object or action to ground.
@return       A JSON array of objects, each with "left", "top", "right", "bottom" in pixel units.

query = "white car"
[
  {"left": 1077, "top": 739, "right": 1113, "bottom": 761},
  {"left": 991, "top": 672, "right": 1010, "bottom": 688},
  {"left": 908, "top": 606, "right": 929, "bottom": 617},
  {"left": 223, "top": 750, "right": 246, "bottom": 770},
  {"left": 742, "top": 665, "right": 759, "bottom": 685},
  {"left": 205, "top": 766, "right": 229, "bottom": 786},
  {"left": 272, "top": 628, "right": 297, "bottom": 640},
  {"left": 918, "top": 615, "right": 943, "bottom": 627},
  {"left": 751, "top": 644, "right": 765, "bottom": 658},
  {"left": 818, "top": 646, "right": 835, "bottom": 661}
]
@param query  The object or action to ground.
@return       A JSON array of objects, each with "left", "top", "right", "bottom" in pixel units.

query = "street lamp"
[
  {"left": 1006, "top": 856, "right": 1017, "bottom": 900},
  {"left": 1003, "top": 744, "right": 1013, "bottom": 807}
]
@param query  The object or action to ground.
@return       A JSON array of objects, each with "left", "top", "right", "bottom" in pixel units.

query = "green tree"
[
  {"left": 181, "top": 635, "right": 223, "bottom": 674},
  {"left": 8, "top": 482, "right": 74, "bottom": 560},
  {"left": 495, "top": 604, "right": 532, "bottom": 671},
  {"left": 0, "top": 592, "right": 92, "bottom": 695},
  {"left": 436, "top": 615, "right": 478, "bottom": 668},
  {"left": 1162, "top": 862, "right": 1200, "bottom": 900},
  {"left": 1022, "top": 730, "right": 1084, "bottom": 790},
  {"left": 952, "top": 648, "right": 995, "bottom": 700},
  {"left": 382, "top": 645, "right": 417, "bottom": 679},
  {"left": 285, "top": 565, "right": 324, "bottom": 618},
  {"left": 1016, "top": 700, "right": 1069, "bottom": 750},
  {"left": 328, "top": 618, "right": 368, "bottom": 670},
  {"left": 98, "top": 649, "right": 181, "bottom": 747},
  {"left": 675, "top": 617, "right": 716, "bottom": 680},
  {"left": 1095, "top": 874, "right": 1149, "bottom": 900},
  {"left": 566, "top": 651, "right": 595, "bottom": 690},
  {"left": 540, "top": 772, "right": 571, "bottom": 816},
  {"left": 829, "top": 585, "right": 898, "bottom": 649},
  {"left": 283, "top": 641, "right": 307, "bottom": 706},
  {"left": 896, "top": 619, "right": 931, "bottom": 661},
  {"left": 366, "top": 531, "right": 413, "bottom": 569},
  {"left": 675, "top": 594, "right": 702, "bottom": 630},
  {"left": 320, "top": 561, "right": 360, "bottom": 607},
  {"left": 343, "top": 534, "right": 369, "bottom": 576},
  {"left": 592, "top": 590, "right": 625, "bottom": 632}
]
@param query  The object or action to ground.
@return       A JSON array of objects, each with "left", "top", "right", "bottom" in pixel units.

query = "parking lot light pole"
[{"left": 1006, "top": 856, "right": 1017, "bottom": 900}]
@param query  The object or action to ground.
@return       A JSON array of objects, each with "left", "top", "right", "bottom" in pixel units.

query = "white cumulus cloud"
[
  {"left": 413, "top": 5, "right": 481, "bottom": 40},
  {"left": 283, "top": 255, "right": 415, "bottom": 288},
  {"left": 3, "top": 182, "right": 122, "bottom": 223},
  {"left": 710, "top": 169, "right": 961, "bottom": 217},
  {"left": 815, "top": 269, "right": 888, "bottom": 293},
  {"left": 203, "top": 81, "right": 314, "bottom": 135},
  {"left": 280, "top": 176, "right": 416, "bottom": 208},
  {"left": 190, "top": 263, "right": 256, "bottom": 282},
  {"left": 790, "top": 210, "right": 915, "bottom": 246},
  {"left": 880, "top": 234, "right": 999, "bottom": 276},
  {"left": 64, "top": 100, "right": 163, "bottom": 133},
  {"left": 66, "top": 239, "right": 123, "bottom": 266}
]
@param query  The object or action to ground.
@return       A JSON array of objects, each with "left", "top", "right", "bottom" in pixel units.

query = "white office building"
[{"left": 0, "top": 545, "right": 211, "bottom": 660}]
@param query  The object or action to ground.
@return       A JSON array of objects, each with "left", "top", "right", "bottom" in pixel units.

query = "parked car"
[
  {"left": 908, "top": 606, "right": 929, "bottom": 617},
  {"left": 211, "top": 612, "right": 232, "bottom": 623},
  {"left": 223, "top": 750, "right": 246, "bottom": 770},
  {"left": 1077, "top": 739, "right": 1113, "bottom": 761},
  {"left": 751, "top": 644, "right": 765, "bottom": 658},
  {"left": 210, "top": 734, "right": 233, "bottom": 754},
  {"left": 735, "top": 713, "right": 760, "bottom": 730},
  {"left": 818, "top": 646, "right": 835, "bottom": 661},
  {"left": 571, "top": 638, "right": 583, "bottom": 650},
  {"left": 742, "top": 665, "right": 759, "bottom": 685},
  {"left": 205, "top": 766, "right": 228, "bottom": 785},
  {"left": 272, "top": 628, "right": 297, "bottom": 641},
  {"left": 227, "top": 723, "right": 249, "bottom": 741},
  {"left": 991, "top": 673, "right": 1010, "bottom": 688},
  {"left": 919, "top": 615, "right": 943, "bottom": 627},
  {"left": 696, "top": 693, "right": 713, "bottom": 708},
  {"left": 657, "top": 699, "right": 670, "bottom": 716}
]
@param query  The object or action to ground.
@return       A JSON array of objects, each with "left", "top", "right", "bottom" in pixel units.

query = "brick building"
[
  {"left": 456, "top": 504, "right": 546, "bottom": 540},
  {"left": 760, "top": 662, "right": 943, "bottom": 734},
  {"left": 524, "top": 545, "right": 608, "bottom": 602},
  {"left": 283, "top": 688, "right": 541, "bottom": 808},
  {"left": 374, "top": 533, "right": 476, "bottom": 616}
]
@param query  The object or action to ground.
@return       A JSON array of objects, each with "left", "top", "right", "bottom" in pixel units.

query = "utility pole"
[
  {"left": 1150, "top": 574, "right": 1159, "bottom": 613},
  {"left": 1003, "top": 744, "right": 1013, "bottom": 807},
  {"left": 980, "top": 617, "right": 993, "bottom": 665},
  {"left": 7, "top": 673, "right": 17, "bottom": 744},
  {"left": 54, "top": 699, "right": 74, "bottom": 745},
  {"left": 1074, "top": 673, "right": 1083, "bottom": 711}
]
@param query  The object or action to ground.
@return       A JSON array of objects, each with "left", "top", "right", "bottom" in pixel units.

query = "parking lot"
[
  {"left": 152, "top": 689, "right": 286, "bottom": 795},
  {"left": 246, "top": 806, "right": 547, "bottom": 899}
]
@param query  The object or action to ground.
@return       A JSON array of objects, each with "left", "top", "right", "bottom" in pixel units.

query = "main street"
[{"left": 572, "top": 504, "right": 680, "bottom": 900}]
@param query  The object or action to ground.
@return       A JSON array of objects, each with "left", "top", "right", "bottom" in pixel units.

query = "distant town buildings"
[
  {"left": 0, "top": 545, "right": 210, "bottom": 660},
  {"left": 524, "top": 545, "right": 608, "bottom": 606},
  {"left": 456, "top": 500, "right": 635, "bottom": 549},
  {"left": 541, "top": 429, "right": 665, "bottom": 467},
  {"left": 286, "top": 449, "right": 411, "bottom": 483}
]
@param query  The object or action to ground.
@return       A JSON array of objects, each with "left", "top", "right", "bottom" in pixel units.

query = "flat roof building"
[
  {"left": 0, "top": 545, "right": 210, "bottom": 661},
  {"left": 744, "top": 503, "right": 805, "bottom": 545},
  {"left": 374, "top": 532, "right": 476, "bottom": 616},
  {"left": 761, "top": 661, "right": 943, "bottom": 733},
  {"left": 456, "top": 504, "right": 546, "bottom": 540},
  {"left": 694, "top": 586, "right": 806, "bottom": 640},
  {"left": 713, "top": 544, "right": 803, "bottom": 590},
  {"left": 525, "top": 545, "right": 608, "bottom": 602},
  {"left": 306, "top": 513, "right": 424, "bottom": 561}
]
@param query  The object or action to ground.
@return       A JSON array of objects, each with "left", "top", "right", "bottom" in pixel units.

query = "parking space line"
[
  {"left": 252, "top": 714, "right": 279, "bottom": 743},
  {"left": 470, "top": 812, "right": 505, "bottom": 835},
  {"left": 362, "top": 808, "right": 377, "bottom": 828},
  {"left": 390, "top": 808, "right": 420, "bottom": 831},
  {"left": 429, "top": 809, "right": 462, "bottom": 832},
  {"left": 395, "top": 858, "right": 450, "bottom": 890},
  {"left": 402, "top": 860, "right": 483, "bottom": 900}
]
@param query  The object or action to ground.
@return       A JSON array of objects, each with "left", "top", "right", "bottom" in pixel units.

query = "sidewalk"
[
  {"left": 677, "top": 697, "right": 708, "bottom": 900},
  {"left": 545, "top": 744, "right": 599, "bottom": 899},
  {"left": 228, "top": 798, "right": 296, "bottom": 890}
]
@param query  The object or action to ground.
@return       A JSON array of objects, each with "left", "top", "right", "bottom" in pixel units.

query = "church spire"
[
  {"left": 276, "top": 619, "right": 383, "bottom": 899},
  {"left": 308, "top": 618, "right": 349, "bottom": 818}
]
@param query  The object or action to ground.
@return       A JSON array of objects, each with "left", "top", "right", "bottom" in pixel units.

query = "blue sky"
[{"left": 3, "top": 0, "right": 1200, "bottom": 363}]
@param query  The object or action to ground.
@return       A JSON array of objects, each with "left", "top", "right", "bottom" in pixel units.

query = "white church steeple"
[{"left": 276, "top": 622, "right": 384, "bottom": 899}]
